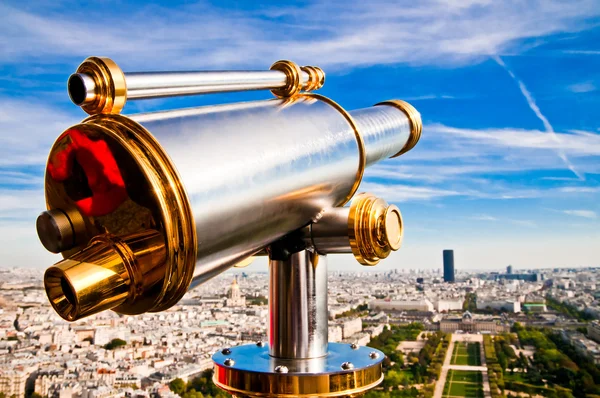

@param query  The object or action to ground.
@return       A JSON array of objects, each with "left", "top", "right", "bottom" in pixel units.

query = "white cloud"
[
  {"left": 0, "top": 98, "right": 78, "bottom": 166},
  {"left": 359, "top": 182, "right": 461, "bottom": 201},
  {"left": 563, "top": 209, "right": 597, "bottom": 219},
  {"left": 428, "top": 124, "right": 600, "bottom": 157},
  {"left": 568, "top": 82, "right": 596, "bottom": 93},
  {"left": 558, "top": 187, "right": 599, "bottom": 193},
  {"left": 1, "top": 1, "right": 599, "bottom": 69},
  {"left": 493, "top": 55, "right": 583, "bottom": 179},
  {"left": 472, "top": 214, "right": 498, "bottom": 221}
]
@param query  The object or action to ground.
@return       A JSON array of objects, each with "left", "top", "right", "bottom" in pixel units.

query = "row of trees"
[
  {"left": 505, "top": 323, "right": 600, "bottom": 397},
  {"left": 367, "top": 323, "right": 424, "bottom": 360},
  {"left": 335, "top": 303, "right": 369, "bottom": 319},
  {"left": 483, "top": 334, "right": 505, "bottom": 398},
  {"left": 545, "top": 296, "right": 594, "bottom": 321},
  {"left": 365, "top": 325, "right": 449, "bottom": 397},
  {"left": 169, "top": 369, "right": 229, "bottom": 398}
]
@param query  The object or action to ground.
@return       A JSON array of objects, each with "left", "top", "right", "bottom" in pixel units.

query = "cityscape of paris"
[
  {"left": 2, "top": 261, "right": 600, "bottom": 398},
  {"left": 1, "top": 1, "right": 600, "bottom": 398}
]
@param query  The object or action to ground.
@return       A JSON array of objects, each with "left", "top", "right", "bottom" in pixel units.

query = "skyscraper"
[
  {"left": 507, "top": 265, "right": 513, "bottom": 274},
  {"left": 443, "top": 250, "right": 455, "bottom": 282}
]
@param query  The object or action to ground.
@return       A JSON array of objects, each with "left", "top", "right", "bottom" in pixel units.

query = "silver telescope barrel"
[
  {"left": 39, "top": 94, "right": 421, "bottom": 321},
  {"left": 67, "top": 57, "right": 325, "bottom": 115}
]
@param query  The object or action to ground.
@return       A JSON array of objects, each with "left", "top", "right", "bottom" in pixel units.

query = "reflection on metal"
[
  {"left": 269, "top": 250, "right": 328, "bottom": 359},
  {"left": 301, "top": 193, "right": 404, "bottom": 264},
  {"left": 38, "top": 56, "right": 423, "bottom": 397},
  {"left": 348, "top": 193, "right": 404, "bottom": 265},
  {"left": 213, "top": 339, "right": 384, "bottom": 397}
]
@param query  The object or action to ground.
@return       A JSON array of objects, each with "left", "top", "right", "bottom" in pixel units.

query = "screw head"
[
  {"left": 221, "top": 348, "right": 232, "bottom": 355},
  {"left": 256, "top": 341, "right": 265, "bottom": 347},
  {"left": 369, "top": 352, "right": 380, "bottom": 360},
  {"left": 341, "top": 362, "right": 354, "bottom": 370},
  {"left": 350, "top": 343, "right": 359, "bottom": 350},
  {"left": 275, "top": 365, "right": 288, "bottom": 373},
  {"left": 223, "top": 358, "right": 235, "bottom": 367}
]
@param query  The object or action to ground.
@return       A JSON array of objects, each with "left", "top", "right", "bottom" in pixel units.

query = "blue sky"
[{"left": 0, "top": 0, "right": 599, "bottom": 272}]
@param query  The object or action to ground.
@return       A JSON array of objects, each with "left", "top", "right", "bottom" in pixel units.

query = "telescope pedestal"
[
  {"left": 213, "top": 342, "right": 384, "bottom": 397},
  {"left": 212, "top": 245, "right": 384, "bottom": 397}
]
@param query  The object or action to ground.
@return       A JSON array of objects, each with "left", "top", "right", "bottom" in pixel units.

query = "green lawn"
[
  {"left": 450, "top": 342, "right": 482, "bottom": 366},
  {"left": 443, "top": 370, "right": 484, "bottom": 398}
]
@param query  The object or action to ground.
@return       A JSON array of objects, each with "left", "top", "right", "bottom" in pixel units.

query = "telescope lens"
[
  {"left": 68, "top": 74, "right": 96, "bottom": 106},
  {"left": 68, "top": 75, "right": 87, "bottom": 105},
  {"left": 60, "top": 276, "right": 76, "bottom": 306}
]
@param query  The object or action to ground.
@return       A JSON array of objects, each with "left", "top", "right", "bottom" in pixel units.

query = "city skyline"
[{"left": 1, "top": 0, "right": 599, "bottom": 271}]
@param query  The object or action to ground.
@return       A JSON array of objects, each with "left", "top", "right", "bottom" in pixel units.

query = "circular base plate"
[{"left": 212, "top": 342, "right": 384, "bottom": 397}]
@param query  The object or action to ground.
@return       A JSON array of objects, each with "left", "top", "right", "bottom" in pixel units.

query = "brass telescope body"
[{"left": 37, "top": 57, "right": 422, "bottom": 397}]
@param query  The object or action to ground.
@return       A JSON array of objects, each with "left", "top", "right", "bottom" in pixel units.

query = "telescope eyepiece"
[{"left": 68, "top": 73, "right": 96, "bottom": 106}]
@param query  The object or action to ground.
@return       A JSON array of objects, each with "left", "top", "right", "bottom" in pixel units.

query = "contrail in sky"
[{"left": 492, "top": 55, "right": 584, "bottom": 180}]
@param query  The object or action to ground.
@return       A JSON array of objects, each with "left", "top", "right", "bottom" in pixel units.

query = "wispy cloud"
[
  {"left": 564, "top": 50, "right": 600, "bottom": 55},
  {"left": 428, "top": 124, "right": 600, "bottom": 157},
  {"left": 0, "top": 97, "right": 78, "bottom": 166},
  {"left": 567, "top": 82, "right": 596, "bottom": 93},
  {"left": 558, "top": 187, "right": 600, "bottom": 193},
  {"left": 492, "top": 55, "right": 584, "bottom": 180},
  {"left": 359, "top": 182, "right": 461, "bottom": 202},
  {"left": 563, "top": 210, "right": 597, "bottom": 219},
  {"left": 1, "top": 1, "right": 599, "bottom": 69},
  {"left": 471, "top": 214, "right": 536, "bottom": 227},
  {"left": 472, "top": 214, "right": 498, "bottom": 221}
]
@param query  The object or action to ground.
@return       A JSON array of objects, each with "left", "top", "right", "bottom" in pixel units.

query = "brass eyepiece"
[
  {"left": 69, "top": 57, "right": 127, "bottom": 115},
  {"left": 44, "top": 230, "right": 167, "bottom": 322},
  {"left": 348, "top": 193, "right": 404, "bottom": 266}
]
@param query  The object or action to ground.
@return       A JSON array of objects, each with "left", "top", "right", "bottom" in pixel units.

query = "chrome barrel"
[{"left": 39, "top": 94, "right": 420, "bottom": 321}]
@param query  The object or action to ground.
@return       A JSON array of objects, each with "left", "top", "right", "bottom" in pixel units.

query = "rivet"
[
  {"left": 275, "top": 365, "right": 288, "bottom": 373},
  {"left": 350, "top": 343, "right": 359, "bottom": 350},
  {"left": 256, "top": 341, "right": 265, "bottom": 347},
  {"left": 223, "top": 358, "right": 235, "bottom": 367},
  {"left": 341, "top": 362, "right": 354, "bottom": 370},
  {"left": 369, "top": 352, "right": 380, "bottom": 360},
  {"left": 221, "top": 348, "right": 231, "bottom": 355}
]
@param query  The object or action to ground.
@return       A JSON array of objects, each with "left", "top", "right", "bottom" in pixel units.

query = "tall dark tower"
[
  {"left": 507, "top": 265, "right": 513, "bottom": 274},
  {"left": 443, "top": 250, "right": 455, "bottom": 282}
]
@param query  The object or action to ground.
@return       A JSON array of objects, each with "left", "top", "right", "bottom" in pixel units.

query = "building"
[
  {"left": 226, "top": 278, "right": 246, "bottom": 307},
  {"left": 507, "top": 265, "right": 513, "bottom": 274},
  {"left": 497, "top": 273, "right": 539, "bottom": 282},
  {"left": 588, "top": 321, "right": 600, "bottom": 343},
  {"left": 443, "top": 250, "right": 455, "bottom": 283},
  {"left": 338, "top": 318, "right": 362, "bottom": 339},
  {"left": 0, "top": 369, "right": 28, "bottom": 398},
  {"left": 439, "top": 311, "right": 508, "bottom": 333},
  {"left": 436, "top": 299, "right": 463, "bottom": 312},
  {"left": 476, "top": 297, "right": 521, "bottom": 313},
  {"left": 561, "top": 331, "right": 600, "bottom": 365},
  {"left": 522, "top": 303, "right": 547, "bottom": 312},
  {"left": 369, "top": 299, "right": 434, "bottom": 312},
  {"left": 328, "top": 325, "right": 343, "bottom": 342}
]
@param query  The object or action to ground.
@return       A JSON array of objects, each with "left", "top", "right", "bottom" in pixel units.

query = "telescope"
[{"left": 36, "top": 57, "right": 422, "bottom": 397}]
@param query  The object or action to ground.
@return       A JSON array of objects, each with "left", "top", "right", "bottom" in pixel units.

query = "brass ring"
[
  {"left": 300, "top": 66, "right": 318, "bottom": 91},
  {"left": 376, "top": 100, "right": 422, "bottom": 157},
  {"left": 76, "top": 57, "right": 127, "bottom": 115},
  {"left": 313, "top": 66, "right": 325, "bottom": 89},
  {"left": 80, "top": 114, "right": 197, "bottom": 314},
  {"left": 302, "top": 93, "right": 366, "bottom": 206},
  {"left": 270, "top": 60, "right": 302, "bottom": 98}
]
